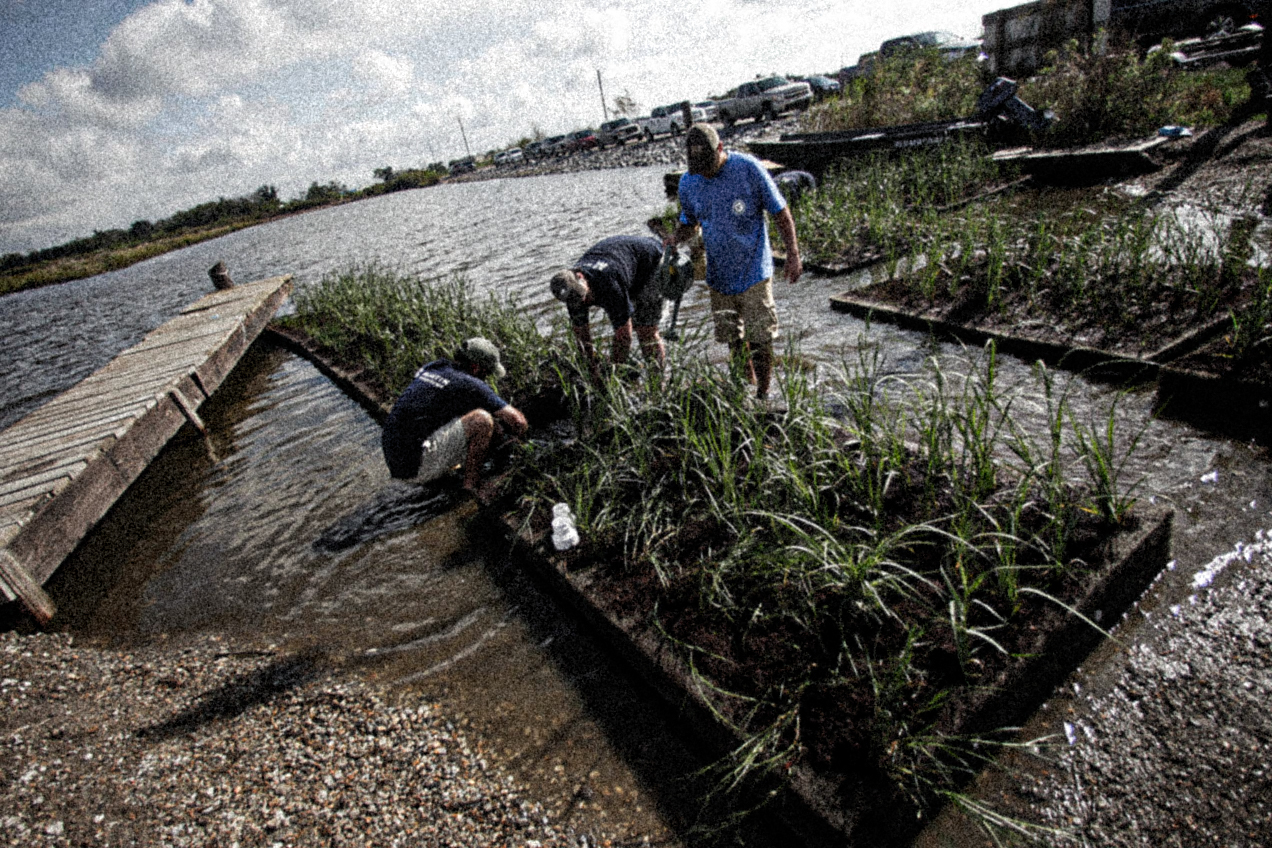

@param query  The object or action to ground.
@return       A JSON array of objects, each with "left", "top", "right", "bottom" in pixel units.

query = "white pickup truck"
[
  {"left": 637, "top": 102, "right": 708, "bottom": 140},
  {"left": 716, "top": 76, "right": 813, "bottom": 126}
]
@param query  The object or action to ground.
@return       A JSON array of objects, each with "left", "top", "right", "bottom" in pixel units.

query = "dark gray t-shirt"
[{"left": 566, "top": 235, "right": 664, "bottom": 329}]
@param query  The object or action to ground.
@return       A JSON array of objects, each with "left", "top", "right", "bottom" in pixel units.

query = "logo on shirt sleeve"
[{"left": 732, "top": 199, "right": 747, "bottom": 216}]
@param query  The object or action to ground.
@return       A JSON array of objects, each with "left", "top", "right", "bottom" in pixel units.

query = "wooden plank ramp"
[{"left": 0, "top": 274, "right": 293, "bottom": 624}]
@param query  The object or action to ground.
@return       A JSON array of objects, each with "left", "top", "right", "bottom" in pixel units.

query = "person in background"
[
  {"left": 670, "top": 122, "right": 802, "bottom": 400},
  {"left": 380, "top": 337, "right": 527, "bottom": 496},
  {"left": 549, "top": 235, "right": 668, "bottom": 383}
]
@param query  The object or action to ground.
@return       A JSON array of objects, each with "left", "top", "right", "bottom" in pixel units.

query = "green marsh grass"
[
  {"left": 288, "top": 264, "right": 1141, "bottom": 839},
  {"left": 803, "top": 37, "right": 1248, "bottom": 149},
  {"left": 284, "top": 263, "right": 553, "bottom": 396},
  {"left": 803, "top": 150, "right": 1257, "bottom": 357},
  {"left": 526, "top": 336, "right": 1140, "bottom": 831}
]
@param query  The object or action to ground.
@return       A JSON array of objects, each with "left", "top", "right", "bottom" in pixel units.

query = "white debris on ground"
[{"left": 0, "top": 632, "right": 621, "bottom": 847}]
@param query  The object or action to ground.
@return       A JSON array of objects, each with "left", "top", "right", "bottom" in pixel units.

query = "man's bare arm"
[{"left": 774, "top": 207, "right": 802, "bottom": 284}]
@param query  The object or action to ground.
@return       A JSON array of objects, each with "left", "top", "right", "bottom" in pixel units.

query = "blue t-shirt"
[
  {"left": 566, "top": 235, "right": 664, "bottom": 329},
  {"left": 677, "top": 151, "right": 787, "bottom": 296},
  {"left": 381, "top": 359, "right": 508, "bottom": 479}
]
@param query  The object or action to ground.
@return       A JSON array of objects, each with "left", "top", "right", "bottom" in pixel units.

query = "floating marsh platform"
[{"left": 0, "top": 275, "right": 292, "bottom": 623}]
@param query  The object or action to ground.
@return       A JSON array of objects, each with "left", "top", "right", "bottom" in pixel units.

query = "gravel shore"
[
  {"left": 443, "top": 117, "right": 799, "bottom": 186},
  {"left": 1014, "top": 533, "right": 1272, "bottom": 846},
  {"left": 1, "top": 631, "right": 621, "bottom": 847}
]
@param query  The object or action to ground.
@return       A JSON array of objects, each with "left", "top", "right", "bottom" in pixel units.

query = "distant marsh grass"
[
  {"left": 803, "top": 38, "right": 1249, "bottom": 148},
  {"left": 284, "top": 263, "right": 553, "bottom": 395}
]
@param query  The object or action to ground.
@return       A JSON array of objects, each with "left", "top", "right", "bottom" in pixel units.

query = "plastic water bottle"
[{"left": 551, "top": 503, "right": 579, "bottom": 551}]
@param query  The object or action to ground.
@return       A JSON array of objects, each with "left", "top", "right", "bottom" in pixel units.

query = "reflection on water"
[{"left": 5, "top": 165, "right": 1269, "bottom": 844}]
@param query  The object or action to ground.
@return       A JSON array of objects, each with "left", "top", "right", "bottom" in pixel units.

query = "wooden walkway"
[{"left": 0, "top": 275, "right": 292, "bottom": 624}]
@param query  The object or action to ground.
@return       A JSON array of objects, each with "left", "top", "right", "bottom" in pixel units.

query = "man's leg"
[
  {"left": 738, "top": 278, "right": 779, "bottom": 400},
  {"left": 634, "top": 325, "right": 665, "bottom": 369},
  {"left": 459, "top": 409, "right": 495, "bottom": 491},
  {"left": 752, "top": 340, "right": 774, "bottom": 399}
]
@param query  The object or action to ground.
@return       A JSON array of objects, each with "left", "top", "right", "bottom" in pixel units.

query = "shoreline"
[{"left": 0, "top": 116, "right": 797, "bottom": 298}]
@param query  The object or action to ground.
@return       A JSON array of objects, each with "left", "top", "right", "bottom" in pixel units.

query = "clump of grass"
[
  {"left": 283, "top": 263, "right": 553, "bottom": 396},
  {"left": 802, "top": 35, "right": 1248, "bottom": 148},
  {"left": 1229, "top": 266, "right": 1272, "bottom": 360},
  {"left": 1022, "top": 36, "right": 1250, "bottom": 148},
  {"left": 794, "top": 139, "right": 1010, "bottom": 267},
  {"left": 826, "top": 178, "right": 1256, "bottom": 357},
  {"left": 803, "top": 50, "right": 988, "bottom": 132}
]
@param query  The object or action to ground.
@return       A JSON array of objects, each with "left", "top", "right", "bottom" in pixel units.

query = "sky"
[{"left": 0, "top": 0, "right": 1008, "bottom": 255}]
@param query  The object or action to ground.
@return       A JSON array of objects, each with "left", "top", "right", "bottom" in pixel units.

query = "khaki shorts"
[
  {"left": 708, "top": 278, "right": 779, "bottom": 344},
  {"left": 412, "top": 417, "right": 468, "bottom": 482}
]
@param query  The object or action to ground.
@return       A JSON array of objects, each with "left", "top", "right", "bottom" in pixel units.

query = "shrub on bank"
[{"left": 802, "top": 38, "right": 1250, "bottom": 148}]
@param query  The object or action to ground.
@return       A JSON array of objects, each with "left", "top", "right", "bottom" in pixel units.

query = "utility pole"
[
  {"left": 597, "top": 70, "right": 609, "bottom": 123},
  {"left": 456, "top": 116, "right": 471, "bottom": 157}
]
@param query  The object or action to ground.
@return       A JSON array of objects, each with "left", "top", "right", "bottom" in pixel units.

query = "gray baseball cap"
[
  {"left": 459, "top": 337, "right": 506, "bottom": 379},
  {"left": 549, "top": 268, "right": 587, "bottom": 305}
]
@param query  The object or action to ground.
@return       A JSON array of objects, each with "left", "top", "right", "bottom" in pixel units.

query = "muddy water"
[{"left": 3, "top": 164, "right": 1268, "bottom": 844}]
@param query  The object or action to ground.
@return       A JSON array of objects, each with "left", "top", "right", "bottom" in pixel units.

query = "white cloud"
[
  {"left": 1, "top": 0, "right": 1000, "bottom": 254},
  {"left": 352, "top": 51, "right": 416, "bottom": 100}
]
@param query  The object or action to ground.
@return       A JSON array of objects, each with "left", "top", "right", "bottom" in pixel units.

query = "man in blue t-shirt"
[
  {"left": 549, "top": 235, "right": 667, "bottom": 383},
  {"left": 672, "top": 123, "right": 803, "bottom": 400},
  {"left": 381, "top": 337, "right": 527, "bottom": 494}
]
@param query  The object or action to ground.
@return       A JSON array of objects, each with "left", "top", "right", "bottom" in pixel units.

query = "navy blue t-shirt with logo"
[
  {"left": 566, "top": 235, "right": 664, "bottom": 329},
  {"left": 381, "top": 359, "right": 507, "bottom": 479}
]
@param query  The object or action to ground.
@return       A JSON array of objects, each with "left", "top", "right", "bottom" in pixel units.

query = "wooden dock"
[{"left": 0, "top": 274, "right": 292, "bottom": 624}]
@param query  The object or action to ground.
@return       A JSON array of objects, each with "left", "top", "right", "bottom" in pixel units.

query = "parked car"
[
  {"left": 523, "top": 140, "right": 546, "bottom": 159},
  {"left": 448, "top": 156, "right": 477, "bottom": 174},
  {"left": 716, "top": 76, "right": 813, "bottom": 126},
  {"left": 565, "top": 129, "right": 599, "bottom": 152},
  {"left": 1110, "top": 0, "right": 1260, "bottom": 42},
  {"left": 637, "top": 103, "right": 709, "bottom": 139},
  {"left": 493, "top": 148, "right": 524, "bottom": 167},
  {"left": 597, "top": 117, "right": 642, "bottom": 148},
  {"left": 802, "top": 75, "right": 842, "bottom": 101},
  {"left": 694, "top": 100, "right": 720, "bottom": 122},
  {"left": 542, "top": 135, "right": 569, "bottom": 156},
  {"left": 879, "top": 30, "right": 983, "bottom": 61}
]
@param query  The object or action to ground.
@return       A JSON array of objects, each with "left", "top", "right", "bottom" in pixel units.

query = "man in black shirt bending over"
[{"left": 549, "top": 235, "right": 667, "bottom": 383}]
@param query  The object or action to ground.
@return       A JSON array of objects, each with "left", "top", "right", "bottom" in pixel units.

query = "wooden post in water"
[{"left": 209, "top": 261, "right": 235, "bottom": 290}]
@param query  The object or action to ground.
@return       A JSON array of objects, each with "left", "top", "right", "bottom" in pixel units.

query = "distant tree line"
[{"left": 2, "top": 163, "right": 447, "bottom": 275}]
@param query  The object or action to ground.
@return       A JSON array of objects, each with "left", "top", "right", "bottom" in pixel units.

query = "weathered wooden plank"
[
  {"left": 6, "top": 455, "right": 129, "bottom": 585},
  {"left": 0, "top": 497, "right": 43, "bottom": 527},
  {"left": 1, "top": 407, "right": 147, "bottom": 451},
  {"left": 120, "top": 322, "right": 243, "bottom": 356},
  {"left": 0, "top": 551, "right": 55, "bottom": 623},
  {"left": 0, "top": 461, "right": 82, "bottom": 505},
  {"left": 0, "top": 274, "right": 292, "bottom": 620},
  {"left": 0, "top": 448, "right": 102, "bottom": 492}
]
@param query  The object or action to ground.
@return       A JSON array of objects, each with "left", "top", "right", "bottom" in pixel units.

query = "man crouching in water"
[{"left": 381, "top": 337, "right": 527, "bottom": 496}]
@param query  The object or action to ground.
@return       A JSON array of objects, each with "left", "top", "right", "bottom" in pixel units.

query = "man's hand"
[{"left": 785, "top": 251, "right": 802, "bottom": 285}]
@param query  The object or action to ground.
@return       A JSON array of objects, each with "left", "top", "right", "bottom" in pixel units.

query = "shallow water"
[{"left": 4, "top": 165, "right": 1268, "bottom": 843}]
